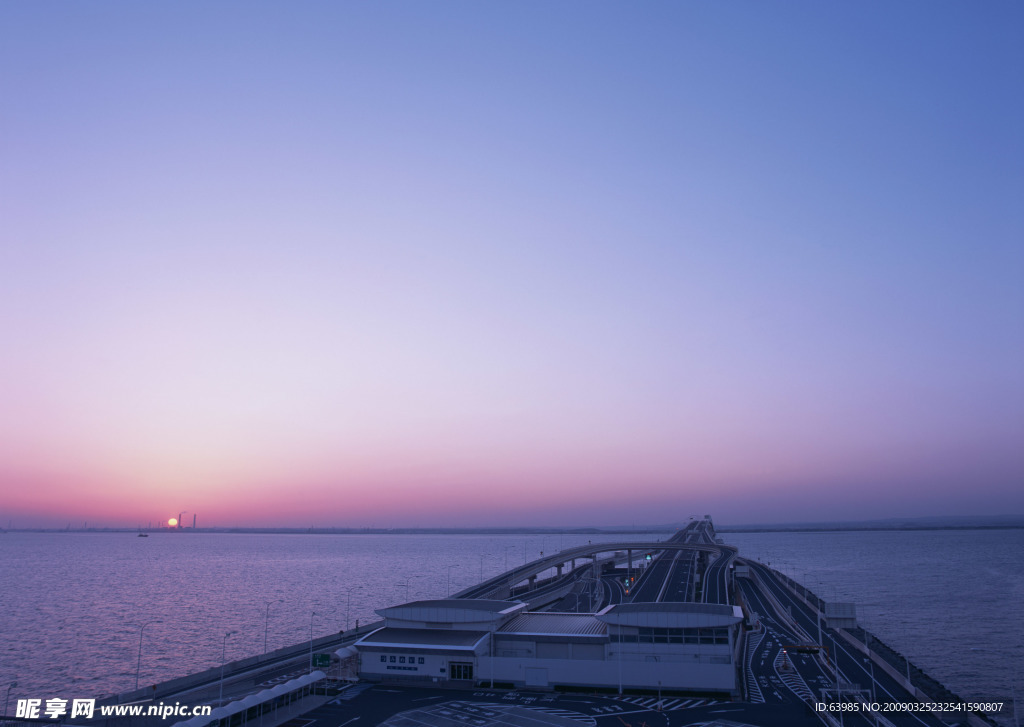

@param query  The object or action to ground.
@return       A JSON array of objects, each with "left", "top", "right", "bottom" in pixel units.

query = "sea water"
[{"left": 1, "top": 529, "right": 1019, "bottom": 724}]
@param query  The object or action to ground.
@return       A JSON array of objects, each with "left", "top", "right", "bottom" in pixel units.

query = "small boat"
[{"left": 137, "top": 533, "right": 149, "bottom": 537}]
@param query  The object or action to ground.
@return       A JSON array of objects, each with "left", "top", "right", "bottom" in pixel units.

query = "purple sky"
[{"left": 1, "top": 2, "right": 1022, "bottom": 528}]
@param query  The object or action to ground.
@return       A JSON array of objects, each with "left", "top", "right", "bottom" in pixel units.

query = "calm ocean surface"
[{"left": 1, "top": 530, "right": 1020, "bottom": 724}]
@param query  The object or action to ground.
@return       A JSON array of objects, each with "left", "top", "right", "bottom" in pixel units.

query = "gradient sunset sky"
[{"left": 2, "top": 2, "right": 1022, "bottom": 528}]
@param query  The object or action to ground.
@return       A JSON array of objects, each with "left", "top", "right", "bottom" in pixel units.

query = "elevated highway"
[
  {"left": 94, "top": 518, "right": 974, "bottom": 727},
  {"left": 456, "top": 520, "right": 737, "bottom": 604}
]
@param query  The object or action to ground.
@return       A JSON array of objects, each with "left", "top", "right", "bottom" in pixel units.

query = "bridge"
[
  {"left": 456, "top": 528, "right": 737, "bottom": 604},
  {"left": 72, "top": 518, "right": 988, "bottom": 727}
]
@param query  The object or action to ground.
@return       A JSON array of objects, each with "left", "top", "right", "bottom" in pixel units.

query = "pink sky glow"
[{"left": 2, "top": 3, "right": 1022, "bottom": 528}]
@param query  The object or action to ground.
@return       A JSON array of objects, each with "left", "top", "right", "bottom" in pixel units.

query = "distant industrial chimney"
[{"left": 193, "top": 514, "right": 196, "bottom": 529}]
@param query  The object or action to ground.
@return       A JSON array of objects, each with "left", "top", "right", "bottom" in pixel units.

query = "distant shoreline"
[
  {"left": 719, "top": 524, "right": 1024, "bottom": 533},
  {"left": 3, "top": 524, "right": 1022, "bottom": 534},
  {"left": 1, "top": 527, "right": 671, "bottom": 535}
]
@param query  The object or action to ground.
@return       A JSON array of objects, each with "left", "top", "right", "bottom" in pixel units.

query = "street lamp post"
[
  {"left": 863, "top": 658, "right": 876, "bottom": 702},
  {"left": 263, "top": 601, "right": 280, "bottom": 655},
  {"left": 1012, "top": 670, "right": 1020, "bottom": 727},
  {"left": 396, "top": 575, "right": 419, "bottom": 603},
  {"left": 219, "top": 630, "right": 237, "bottom": 705},
  {"left": 135, "top": 621, "right": 162, "bottom": 690},
  {"left": 831, "top": 632, "right": 841, "bottom": 681},
  {"left": 309, "top": 611, "right": 316, "bottom": 674},
  {"left": 5, "top": 682, "right": 18, "bottom": 718},
  {"left": 345, "top": 589, "right": 361, "bottom": 632},
  {"left": 617, "top": 630, "right": 623, "bottom": 695},
  {"left": 504, "top": 545, "right": 517, "bottom": 598}
]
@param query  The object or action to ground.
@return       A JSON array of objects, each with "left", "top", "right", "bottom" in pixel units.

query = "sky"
[{"left": 1, "top": 2, "right": 1022, "bottom": 528}]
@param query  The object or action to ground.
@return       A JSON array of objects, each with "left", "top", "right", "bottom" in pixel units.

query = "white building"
[{"left": 354, "top": 598, "right": 744, "bottom": 695}]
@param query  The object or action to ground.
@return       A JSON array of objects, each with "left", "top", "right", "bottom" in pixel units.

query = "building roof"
[
  {"left": 499, "top": 613, "right": 607, "bottom": 636},
  {"left": 598, "top": 602, "right": 743, "bottom": 628},
  {"left": 357, "top": 627, "right": 489, "bottom": 650},
  {"left": 376, "top": 599, "right": 527, "bottom": 626},
  {"left": 607, "top": 602, "right": 736, "bottom": 616},
  {"left": 392, "top": 599, "right": 517, "bottom": 613}
]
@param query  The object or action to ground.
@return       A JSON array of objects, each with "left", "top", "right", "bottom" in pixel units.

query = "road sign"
[{"left": 312, "top": 653, "right": 331, "bottom": 668}]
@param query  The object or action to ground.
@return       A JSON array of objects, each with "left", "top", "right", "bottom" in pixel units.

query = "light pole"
[
  {"left": 898, "top": 603, "right": 913, "bottom": 687},
  {"left": 5, "top": 682, "right": 17, "bottom": 718},
  {"left": 504, "top": 545, "right": 518, "bottom": 597},
  {"left": 219, "top": 630, "right": 237, "bottom": 705},
  {"left": 1012, "top": 669, "right": 1020, "bottom": 727},
  {"left": 345, "top": 589, "right": 361, "bottom": 632},
  {"left": 830, "top": 631, "right": 843, "bottom": 683},
  {"left": 263, "top": 600, "right": 280, "bottom": 655},
  {"left": 135, "top": 621, "right": 162, "bottom": 690},
  {"left": 447, "top": 564, "right": 458, "bottom": 597},
  {"left": 397, "top": 576, "right": 418, "bottom": 603},
  {"left": 863, "top": 657, "right": 876, "bottom": 702},
  {"left": 617, "top": 629, "right": 623, "bottom": 695},
  {"left": 309, "top": 611, "right": 316, "bottom": 673}
]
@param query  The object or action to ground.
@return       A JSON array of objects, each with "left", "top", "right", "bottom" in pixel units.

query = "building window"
[{"left": 449, "top": 662, "right": 473, "bottom": 680}]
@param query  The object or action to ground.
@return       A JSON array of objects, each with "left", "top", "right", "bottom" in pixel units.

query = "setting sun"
[{"left": 167, "top": 518, "right": 178, "bottom": 527}]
